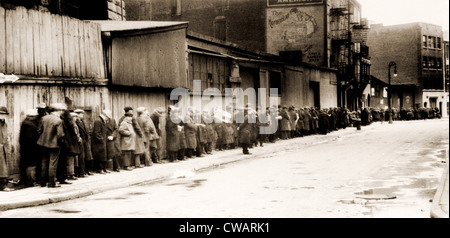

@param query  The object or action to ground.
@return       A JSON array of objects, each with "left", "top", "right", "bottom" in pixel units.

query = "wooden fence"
[{"left": 0, "top": 6, "right": 105, "bottom": 79}]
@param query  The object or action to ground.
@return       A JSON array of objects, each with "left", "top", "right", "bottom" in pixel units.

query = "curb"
[{"left": 430, "top": 157, "right": 449, "bottom": 218}]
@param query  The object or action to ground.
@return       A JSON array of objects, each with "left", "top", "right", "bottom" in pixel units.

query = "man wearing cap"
[
  {"left": 37, "top": 103, "right": 66, "bottom": 188},
  {"left": 0, "top": 106, "right": 12, "bottom": 191},
  {"left": 18, "top": 109, "right": 40, "bottom": 187},
  {"left": 150, "top": 107, "right": 165, "bottom": 163}
]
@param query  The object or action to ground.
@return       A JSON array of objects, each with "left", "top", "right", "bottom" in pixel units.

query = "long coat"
[
  {"left": 91, "top": 116, "right": 107, "bottom": 162},
  {"left": 223, "top": 123, "right": 235, "bottom": 144},
  {"left": 302, "top": 110, "right": 311, "bottom": 132},
  {"left": 238, "top": 114, "right": 252, "bottom": 145},
  {"left": 118, "top": 119, "right": 136, "bottom": 151},
  {"left": 318, "top": 111, "right": 329, "bottom": 134},
  {"left": 76, "top": 118, "right": 93, "bottom": 161},
  {"left": 184, "top": 121, "right": 197, "bottom": 149},
  {"left": 165, "top": 117, "right": 180, "bottom": 152},
  {"left": 296, "top": 110, "right": 304, "bottom": 131},
  {"left": 105, "top": 118, "right": 121, "bottom": 158},
  {"left": 288, "top": 110, "right": 298, "bottom": 131},
  {"left": 61, "top": 114, "right": 81, "bottom": 156},
  {"left": 280, "top": 109, "right": 291, "bottom": 131},
  {"left": 19, "top": 117, "right": 40, "bottom": 167},
  {"left": 1, "top": 121, "right": 10, "bottom": 178}
]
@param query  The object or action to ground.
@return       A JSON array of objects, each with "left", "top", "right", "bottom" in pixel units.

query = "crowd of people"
[{"left": 0, "top": 102, "right": 443, "bottom": 191}]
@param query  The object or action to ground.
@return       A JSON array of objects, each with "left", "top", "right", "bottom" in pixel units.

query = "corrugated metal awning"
[{"left": 90, "top": 20, "right": 189, "bottom": 32}]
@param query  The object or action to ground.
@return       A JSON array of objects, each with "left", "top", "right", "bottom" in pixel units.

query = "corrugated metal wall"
[{"left": 111, "top": 28, "right": 187, "bottom": 88}]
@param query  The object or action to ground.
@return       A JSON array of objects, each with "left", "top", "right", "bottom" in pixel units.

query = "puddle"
[
  {"left": 186, "top": 179, "right": 207, "bottom": 188},
  {"left": 354, "top": 187, "right": 397, "bottom": 200},
  {"left": 51, "top": 209, "right": 82, "bottom": 214},
  {"left": 127, "top": 192, "right": 147, "bottom": 196}
]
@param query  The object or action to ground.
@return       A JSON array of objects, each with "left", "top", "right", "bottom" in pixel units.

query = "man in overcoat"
[
  {"left": 103, "top": 110, "right": 121, "bottom": 172},
  {"left": 166, "top": 106, "right": 181, "bottom": 162},
  {"left": 37, "top": 103, "right": 66, "bottom": 188},
  {"left": 238, "top": 108, "right": 254, "bottom": 155},
  {"left": 19, "top": 109, "right": 40, "bottom": 187},
  {"left": 150, "top": 107, "right": 165, "bottom": 163},
  {"left": 92, "top": 110, "right": 109, "bottom": 174},
  {"left": 0, "top": 107, "right": 12, "bottom": 191},
  {"left": 74, "top": 109, "right": 93, "bottom": 177}
]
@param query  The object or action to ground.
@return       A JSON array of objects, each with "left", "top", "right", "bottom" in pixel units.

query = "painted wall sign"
[
  {"left": 268, "top": 0, "right": 324, "bottom": 6},
  {"left": 266, "top": 6, "right": 324, "bottom": 65}
]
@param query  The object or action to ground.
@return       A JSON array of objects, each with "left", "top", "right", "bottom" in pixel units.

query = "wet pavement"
[{"left": 0, "top": 118, "right": 448, "bottom": 218}]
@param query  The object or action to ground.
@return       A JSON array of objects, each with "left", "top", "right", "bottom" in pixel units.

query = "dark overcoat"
[
  {"left": 76, "top": 118, "right": 93, "bottom": 161},
  {"left": 238, "top": 114, "right": 252, "bottom": 145},
  {"left": 19, "top": 117, "right": 40, "bottom": 167},
  {"left": 91, "top": 116, "right": 107, "bottom": 162},
  {"left": 105, "top": 118, "right": 121, "bottom": 158},
  {"left": 165, "top": 117, "right": 180, "bottom": 152}
]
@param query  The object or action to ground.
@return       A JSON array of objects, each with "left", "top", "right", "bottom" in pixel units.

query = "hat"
[
  {"left": 25, "top": 109, "right": 38, "bottom": 116},
  {"left": 74, "top": 109, "right": 85, "bottom": 114},
  {"left": 37, "top": 103, "right": 46, "bottom": 109},
  {"left": 70, "top": 112, "right": 78, "bottom": 118},
  {"left": 136, "top": 107, "right": 146, "bottom": 114},
  {"left": 154, "top": 107, "right": 165, "bottom": 114},
  {"left": 0, "top": 106, "right": 8, "bottom": 114},
  {"left": 124, "top": 106, "right": 133, "bottom": 113},
  {"left": 50, "top": 103, "right": 67, "bottom": 111}
]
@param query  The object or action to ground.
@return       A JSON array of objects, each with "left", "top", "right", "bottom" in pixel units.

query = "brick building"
[
  {"left": 367, "top": 22, "right": 447, "bottom": 115},
  {"left": 124, "top": 0, "right": 371, "bottom": 110}
]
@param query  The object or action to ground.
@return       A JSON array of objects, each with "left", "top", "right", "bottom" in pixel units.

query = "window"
[
  {"left": 172, "top": 0, "right": 182, "bottom": 16},
  {"left": 428, "top": 36, "right": 434, "bottom": 48},
  {"left": 429, "top": 57, "right": 436, "bottom": 68},
  {"left": 436, "top": 58, "right": 442, "bottom": 69},
  {"left": 423, "top": 56, "right": 428, "bottom": 68},
  {"left": 437, "top": 37, "right": 442, "bottom": 49},
  {"left": 423, "top": 35, "right": 428, "bottom": 47},
  {"left": 269, "top": 71, "right": 282, "bottom": 96}
]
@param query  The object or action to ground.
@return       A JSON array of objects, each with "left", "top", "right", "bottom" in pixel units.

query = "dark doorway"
[{"left": 310, "top": 81, "right": 320, "bottom": 109}]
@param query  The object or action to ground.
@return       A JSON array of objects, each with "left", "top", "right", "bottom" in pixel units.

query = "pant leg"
[
  {"left": 122, "top": 151, "right": 131, "bottom": 167},
  {"left": 49, "top": 148, "right": 60, "bottom": 185},
  {"left": 144, "top": 145, "right": 152, "bottom": 166},
  {"left": 134, "top": 154, "right": 141, "bottom": 167},
  {"left": 66, "top": 155, "right": 75, "bottom": 177},
  {"left": 242, "top": 143, "right": 249, "bottom": 154}
]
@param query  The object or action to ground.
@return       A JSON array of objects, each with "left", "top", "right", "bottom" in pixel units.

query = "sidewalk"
[
  {"left": 430, "top": 156, "right": 449, "bottom": 218},
  {"left": 0, "top": 120, "right": 448, "bottom": 216},
  {"left": 0, "top": 125, "right": 362, "bottom": 212}
]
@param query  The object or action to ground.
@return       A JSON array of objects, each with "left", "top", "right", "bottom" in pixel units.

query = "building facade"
[
  {"left": 367, "top": 22, "right": 447, "bottom": 116},
  {"left": 124, "top": 0, "right": 369, "bottom": 110}
]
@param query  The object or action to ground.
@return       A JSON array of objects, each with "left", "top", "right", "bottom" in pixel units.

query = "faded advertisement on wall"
[{"left": 266, "top": 6, "right": 325, "bottom": 65}]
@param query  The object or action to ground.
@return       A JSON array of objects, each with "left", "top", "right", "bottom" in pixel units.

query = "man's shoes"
[
  {"left": 67, "top": 176, "right": 78, "bottom": 180},
  {"left": 103, "top": 169, "right": 111, "bottom": 173},
  {"left": 48, "top": 184, "right": 61, "bottom": 188},
  {"left": 59, "top": 181, "right": 72, "bottom": 185}
]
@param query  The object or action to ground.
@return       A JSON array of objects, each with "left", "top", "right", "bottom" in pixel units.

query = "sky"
[{"left": 357, "top": 0, "right": 449, "bottom": 33}]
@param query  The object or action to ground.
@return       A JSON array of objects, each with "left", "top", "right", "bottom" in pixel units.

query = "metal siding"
[{"left": 111, "top": 28, "right": 187, "bottom": 88}]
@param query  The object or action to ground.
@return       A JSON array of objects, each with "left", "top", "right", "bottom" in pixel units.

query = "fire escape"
[{"left": 330, "top": 2, "right": 371, "bottom": 110}]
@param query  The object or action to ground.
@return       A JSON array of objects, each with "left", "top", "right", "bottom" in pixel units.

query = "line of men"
[
  {"left": 1, "top": 102, "right": 442, "bottom": 191},
  {"left": 8, "top": 103, "right": 165, "bottom": 189}
]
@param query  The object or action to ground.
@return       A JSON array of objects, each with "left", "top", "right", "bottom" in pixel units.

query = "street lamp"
[{"left": 388, "top": 61, "right": 398, "bottom": 124}]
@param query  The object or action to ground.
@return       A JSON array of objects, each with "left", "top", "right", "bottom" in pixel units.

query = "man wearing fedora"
[{"left": 0, "top": 106, "right": 12, "bottom": 191}]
